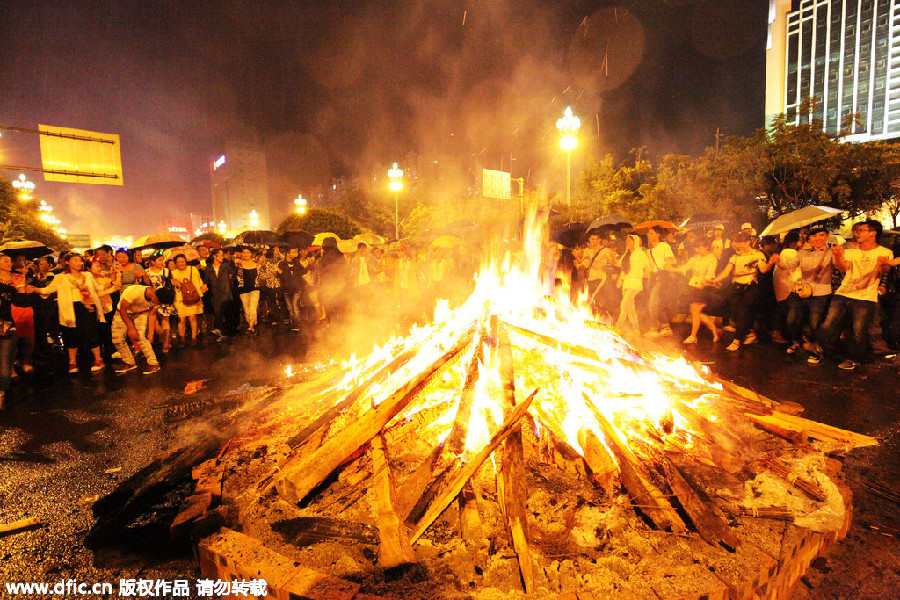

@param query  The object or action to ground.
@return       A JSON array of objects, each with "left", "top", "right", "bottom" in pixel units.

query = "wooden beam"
[
  {"left": 661, "top": 458, "right": 740, "bottom": 549},
  {"left": 369, "top": 434, "right": 419, "bottom": 574},
  {"left": 410, "top": 388, "right": 540, "bottom": 544},
  {"left": 495, "top": 318, "right": 534, "bottom": 594},
  {"left": 276, "top": 330, "right": 474, "bottom": 505}
]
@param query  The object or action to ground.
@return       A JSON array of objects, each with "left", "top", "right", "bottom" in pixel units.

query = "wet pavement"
[{"left": 0, "top": 323, "right": 897, "bottom": 599}]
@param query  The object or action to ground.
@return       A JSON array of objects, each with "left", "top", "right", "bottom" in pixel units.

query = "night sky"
[{"left": 0, "top": 0, "right": 767, "bottom": 240}]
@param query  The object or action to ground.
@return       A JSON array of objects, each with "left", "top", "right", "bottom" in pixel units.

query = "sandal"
[{"left": 682, "top": 336, "right": 698, "bottom": 344}]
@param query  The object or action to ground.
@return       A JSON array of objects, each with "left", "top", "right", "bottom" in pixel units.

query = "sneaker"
[
  {"left": 115, "top": 362, "right": 137, "bottom": 374},
  {"left": 68, "top": 363, "right": 78, "bottom": 374},
  {"left": 682, "top": 336, "right": 698, "bottom": 344},
  {"left": 90, "top": 360, "right": 105, "bottom": 373},
  {"left": 726, "top": 340, "right": 741, "bottom": 352},
  {"left": 771, "top": 331, "right": 789, "bottom": 344},
  {"left": 111, "top": 351, "right": 121, "bottom": 359},
  {"left": 723, "top": 325, "right": 736, "bottom": 332},
  {"left": 743, "top": 332, "right": 758, "bottom": 345},
  {"left": 142, "top": 364, "right": 161, "bottom": 375},
  {"left": 786, "top": 343, "right": 801, "bottom": 354},
  {"left": 807, "top": 352, "right": 822, "bottom": 365},
  {"left": 838, "top": 359, "right": 858, "bottom": 371}
]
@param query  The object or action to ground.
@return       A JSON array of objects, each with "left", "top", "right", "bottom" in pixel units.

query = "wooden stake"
[
  {"left": 583, "top": 395, "right": 687, "bottom": 533},
  {"left": 0, "top": 517, "right": 40, "bottom": 536},
  {"left": 276, "top": 330, "right": 474, "bottom": 505},
  {"left": 410, "top": 388, "right": 539, "bottom": 543},
  {"left": 577, "top": 427, "right": 619, "bottom": 493},
  {"left": 369, "top": 434, "right": 418, "bottom": 572}
]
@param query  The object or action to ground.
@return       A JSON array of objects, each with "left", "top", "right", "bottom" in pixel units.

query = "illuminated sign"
[
  {"left": 213, "top": 155, "right": 226, "bottom": 170},
  {"left": 482, "top": 169, "right": 511, "bottom": 200}
]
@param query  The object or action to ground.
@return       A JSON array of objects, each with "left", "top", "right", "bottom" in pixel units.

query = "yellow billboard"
[{"left": 38, "top": 125, "right": 123, "bottom": 185}]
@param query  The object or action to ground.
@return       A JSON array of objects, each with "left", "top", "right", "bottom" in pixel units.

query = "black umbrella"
[
  {"left": 680, "top": 213, "right": 732, "bottom": 231},
  {"left": 279, "top": 230, "right": 314, "bottom": 249},
  {"left": 0, "top": 240, "right": 53, "bottom": 260},
  {"left": 552, "top": 222, "right": 590, "bottom": 248},
  {"left": 588, "top": 214, "right": 631, "bottom": 231},
  {"left": 233, "top": 230, "right": 280, "bottom": 248}
]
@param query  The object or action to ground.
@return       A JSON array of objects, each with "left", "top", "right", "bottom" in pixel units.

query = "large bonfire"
[{"left": 91, "top": 215, "right": 876, "bottom": 599}]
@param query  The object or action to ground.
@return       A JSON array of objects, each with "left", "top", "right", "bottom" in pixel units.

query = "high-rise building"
[
  {"left": 766, "top": 0, "right": 900, "bottom": 142},
  {"left": 209, "top": 145, "right": 271, "bottom": 231}
]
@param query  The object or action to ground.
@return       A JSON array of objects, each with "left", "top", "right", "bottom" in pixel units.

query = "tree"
[
  {"left": 0, "top": 178, "right": 69, "bottom": 250},
  {"left": 276, "top": 208, "right": 362, "bottom": 239},
  {"left": 574, "top": 153, "right": 659, "bottom": 222}
]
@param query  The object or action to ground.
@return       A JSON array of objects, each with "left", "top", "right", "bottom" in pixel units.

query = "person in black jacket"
[
  {"left": 279, "top": 247, "right": 308, "bottom": 330},
  {"left": 0, "top": 252, "right": 33, "bottom": 409},
  {"left": 204, "top": 249, "right": 237, "bottom": 338}
]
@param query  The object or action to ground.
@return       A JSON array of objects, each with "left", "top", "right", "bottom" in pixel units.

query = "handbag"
[
  {"left": 180, "top": 267, "right": 201, "bottom": 306},
  {"left": 795, "top": 281, "right": 812, "bottom": 298}
]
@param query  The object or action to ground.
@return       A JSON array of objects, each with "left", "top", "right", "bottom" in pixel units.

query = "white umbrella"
[{"left": 760, "top": 206, "right": 844, "bottom": 236}]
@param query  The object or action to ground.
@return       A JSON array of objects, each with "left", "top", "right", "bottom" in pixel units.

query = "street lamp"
[
  {"left": 294, "top": 194, "right": 307, "bottom": 215},
  {"left": 249, "top": 209, "right": 259, "bottom": 229},
  {"left": 556, "top": 106, "right": 580, "bottom": 207},
  {"left": 388, "top": 162, "right": 404, "bottom": 240},
  {"left": 12, "top": 173, "right": 35, "bottom": 201},
  {"left": 217, "top": 220, "right": 227, "bottom": 236}
]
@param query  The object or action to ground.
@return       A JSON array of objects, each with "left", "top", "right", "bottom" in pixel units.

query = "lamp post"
[
  {"left": 294, "top": 194, "right": 307, "bottom": 215},
  {"left": 249, "top": 209, "right": 259, "bottom": 229},
  {"left": 388, "top": 163, "right": 404, "bottom": 240},
  {"left": 556, "top": 107, "right": 580, "bottom": 207},
  {"left": 12, "top": 173, "right": 34, "bottom": 201},
  {"left": 217, "top": 220, "right": 227, "bottom": 236}
]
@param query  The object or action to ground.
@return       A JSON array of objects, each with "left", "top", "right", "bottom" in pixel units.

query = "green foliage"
[
  {"left": 0, "top": 178, "right": 69, "bottom": 250},
  {"left": 277, "top": 208, "right": 362, "bottom": 239}
]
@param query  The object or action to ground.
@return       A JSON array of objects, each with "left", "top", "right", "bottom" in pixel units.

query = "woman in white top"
[
  {"left": 26, "top": 252, "right": 106, "bottom": 373},
  {"left": 680, "top": 237, "right": 721, "bottom": 344},
  {"left": 770, "top": 230, "right": 803, "bottom": 352},
  {"left": 614, "top": 235, "right": 651, "bottom": 334}
]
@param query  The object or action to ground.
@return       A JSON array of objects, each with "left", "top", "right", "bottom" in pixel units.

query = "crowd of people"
[
  {"left": 0, "top": 217, "right": 897, "bottom": 410},
  {"left": 0, "top": 236, "right": 480, "bottom": 410},
  {"left": 558, "top": 219, "right": 900, "bottom": 372}
]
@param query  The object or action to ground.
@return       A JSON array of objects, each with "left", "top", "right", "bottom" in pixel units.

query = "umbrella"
[
  {"left": 679, "top": 213, "right": 732, "bottom": 231},
  {"left": 354, "top": 233, "right": 386, "bottom": 247},
  {"left": 163, "top": 245, "right": 200, "bottom": 262},
  {"left": 760, "top": 206, "right": 844, "bottom": 236},
  {"left": 431, "top": 235, "right": 464, "bottom": 249},
  {"left": 132, "top": 233, "right": 188, "bottom": 251},
  {"left": 631, "top": 220, "right": 680, "bottom": 235},
  {"left": 312, "top": 232, "right": 340, "bottom": 246},
  {"left": 0, "top": 240, "right": 52, "bottom": 260},
  {"left": 588, "top": 214, "right": 631, "bottom": 231},
  {"left": 279, "top": 230, "right": 314, "bottom": 249},
  {"left": 193, "top": 239, "right": 221, "bottom": 249},
  {"left": 233, "top": 230, "right": 280, "bottom": 248},
  {"left": 552, "top": 222, "right": 589, "bottom": 248},
  {"left": 337, "top": 239, "right": 359, "bottom": 254}
]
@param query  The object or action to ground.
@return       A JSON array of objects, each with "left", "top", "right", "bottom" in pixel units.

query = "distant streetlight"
[
  {"left": 294, "top": 194, "right": 307, "bottom": 215},
  {"left": 249, "top": 209, "right": 259, "bottom": 229},
  {"left": 556, "top": 107, "right": 580, "bottom": 207},
  {"left": 12, "top": 173, "right": 35, "bottom": 200},
  {"left": 388, "top": 162, "right": 404, "bottom": 239},
  {"left": 217, "top": 220, "right": 228, "bottom": 236}
]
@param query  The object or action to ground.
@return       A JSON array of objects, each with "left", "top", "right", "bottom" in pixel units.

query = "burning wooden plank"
[
  {"left": 275, "top": 330, "right": 474, "bottom": 505},
  {"left": 584, "top": 395, "right": 687, "bottom": 534},
  {"left": 494, "top": 318, "right": 534, "bottom": 594},
  {"left": 369, "top": 434, "right": 419, "bottom": 576},
  {"left": 661, "top": 457, "right": 740, "bottom": 549},
  {"left": 410, "top": 388, "right": 540, "bottom": 543}
]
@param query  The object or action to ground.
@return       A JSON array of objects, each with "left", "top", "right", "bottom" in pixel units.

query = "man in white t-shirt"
[
  {"left": 809, "top": 220, "right": 894, "bottom": 370},
  {"left": 112, "top": 285, "right": 175, "bottom": 374},
  {"left": 645, "top": 226, "right": 677, "bottom": 336}
]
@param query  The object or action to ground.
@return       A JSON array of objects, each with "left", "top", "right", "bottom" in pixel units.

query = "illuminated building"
[
  {"left": 209, "top": 145, "right": 271, "bottom": 231},
  {"left": 767, "top": 0, "right": 900, "bottom": 141}
]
